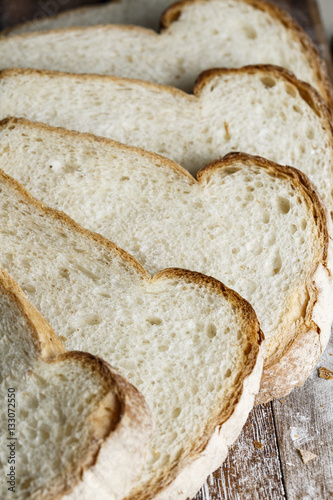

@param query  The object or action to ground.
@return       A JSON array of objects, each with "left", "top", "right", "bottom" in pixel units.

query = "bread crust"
[
  {"left": 0, "top": 161, "right": 265, "bottom": 499},
  {"left": 0, "top": 267, "right": 153, "bottom": 499},
  {"left": 0, "top": 0, "right": 330, "bottom": 105}
]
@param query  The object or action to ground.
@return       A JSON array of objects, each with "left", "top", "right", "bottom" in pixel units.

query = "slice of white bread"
[
  {"left": 0, "top": 0, "right": 330, "bottom": 104},
  {"left": 0, "top": 169, "right": 265, "bottom": 499},
  {"left": 0, "top": 267, "right": 152, "bottom": 500},
  {"left": 0, "top": 66, "right": 331, "bottom": 212},
  {"left": 2, "top": 0, "right": 171, "bottom": 35},
  {"left": 0, "top": 119, "right": 331, "bottom": 406}
]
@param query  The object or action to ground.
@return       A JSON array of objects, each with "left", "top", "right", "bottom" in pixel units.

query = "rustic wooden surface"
[{"left": 0, "top": 1, "right": 332, "bottom": 499}]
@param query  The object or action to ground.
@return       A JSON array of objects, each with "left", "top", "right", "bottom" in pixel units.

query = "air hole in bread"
[
  {"left": 27, "top": 396, "right": 39, "bottom": 410},
  {"left": 224, "top": 369, "right": 231, "bottom": 378},
  {"left": 254, "top": 245, "right": 263, "bottom": 255},
  {"left": 158, "top": 344, "right": 169, "bottom": 352},
  {"left": 75, "top": 265, "right": 100, "bottom": 281},
  {"left": 301, "top": 219, "right": 307, "bottom": 230},
  {"left": 172, "top": 407, "right": 181, "bottom": 419},
  {"left": 262, "top": 212, "right": 270, "bottom": 224},
  {"left": 224, "top": 167, "right": 241, "bottom": 175},
  {"left": 23, "top": 284, "right": 36, "bottom": 294},
  {"left": 284, "top": 83, "right": 297, "bottom": 98},
  {"left": 83, "top": 314, "right": 102, "bottom": 326},
  {"left": 307, "top": 127, "right": 315, "bottom": 140},
  {"left": 193, "top": 333, "right": 200, "bottom": 345},
  {"left": 278, "top": 196, "right": 291, "bottom": 214},
  {"left": 120, "top": 176, "right": 130, "bottom": 181},
  {"left": 260, "top": 76, "right": 276, "bottom": 88},
  {"left": 291, "top": 224, "right": 297, "bottom": 234},
  {"left": 232, "top": 247, "right": 240, "bottom": 255},
  {"left": 206, "top": 323, "right": 217, "bottom": 339},
  {"left": 191, "top": 384, "right": 198, "bottom": 395},
  {"left": 243, "top": 25, "right": 257, "bottom": 39},
  {"left": 97, "top": 289, "right": 111, "bottom": 298},
  {"left": 59, "top": 267, "right": 70, "bottom": 279},
  {"left": 293, "top": 104, "right": 303, "bottom": 114},
  {"left": 272, "top": 252, "right": 282, "bottom": 275},
  {"left": 146, "top": 317, "right": 162, "bottom": 326}
]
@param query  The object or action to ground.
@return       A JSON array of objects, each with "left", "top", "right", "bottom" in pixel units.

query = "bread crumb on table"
[
  {"left": 318, "top": 367, "right": 333, "bottom": 380},
  {"left": 253, "top": 440, "right": 264, "bottom": 449},
  {"left": 297, "top": 449, "right": 317, "bottom": 464}
]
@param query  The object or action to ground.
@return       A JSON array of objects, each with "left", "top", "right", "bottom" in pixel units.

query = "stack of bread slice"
[{"left": 0, "top": 0, "right": 332, "bottom": 498}]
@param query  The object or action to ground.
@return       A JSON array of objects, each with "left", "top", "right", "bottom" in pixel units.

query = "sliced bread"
[
  {"left": 0, "top": 66, "right": 332, "bottom": 211},
  {"left": 0, "top": 168, "right": 264, "bottom": 499},
  {"left": 0, "top": 0, "right": 330, "bottom": 104},
  {"left": 0, "top": 267, "right": 152, "bottom": 500},
  {"left": 2, "top": 0, "right": 171, "bottom": 35},
  {"left": 0, "top": 121, "right": 331, "bottom": 405}
]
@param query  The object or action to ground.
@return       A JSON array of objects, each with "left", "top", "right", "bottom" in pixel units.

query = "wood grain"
[
  {"left": 272, "top": 334, "right": 333, "bottom": 499},
  {"left": 194, "top": 404, "right": 286, "bottom": 500}
]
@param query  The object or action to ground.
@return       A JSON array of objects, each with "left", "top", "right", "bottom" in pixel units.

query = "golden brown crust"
[
  {"left": 0, "top": 267, "right": 65, "bottom": 359},
  {"left": 162, "top": 0, "right": 333, "bottom": 106}
]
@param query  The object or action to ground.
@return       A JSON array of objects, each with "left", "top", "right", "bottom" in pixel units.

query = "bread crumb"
[
  {"left": 279, "top": 399, "right": 285, "bottom": 404},
  {"left": 253, "top": 440, "right": 263, "bottom": 449},
  {"left": 297, "top": 449, "right": 317, "bottom": 464},
  {"left": 318, "top": 367, "right": 333, "bottom": 380},
  {"left": 59, "top": 335, "right": 68, "bottom": 342}
]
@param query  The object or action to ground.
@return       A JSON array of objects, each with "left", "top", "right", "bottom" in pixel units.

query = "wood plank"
[
  {"left": 194, "top": 404, "right": 286, "bottom": 500},
  {"left": 0, "top": 0, "right": 106, "bottom": 30},
  {"left": 272, "top": 333, "right": 333, "bottom": 499}
]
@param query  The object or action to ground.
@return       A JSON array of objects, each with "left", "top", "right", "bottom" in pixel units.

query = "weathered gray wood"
[
  {"left": 194, "top": 404, "right": 286, "bottom": 500},
  {"left": 272, "top": 332, "right": 333, "bottom": 499}
]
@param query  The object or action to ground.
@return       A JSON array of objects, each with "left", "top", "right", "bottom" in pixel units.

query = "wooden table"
[{"left": 1, "top": 1, "right": 332, "bottom": 499}]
